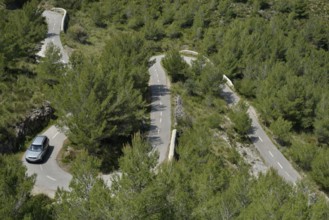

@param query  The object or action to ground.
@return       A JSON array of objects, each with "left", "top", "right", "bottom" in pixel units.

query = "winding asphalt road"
[
  {"left": 183, "top": 53, "right": 301, "bottom": 184},
  {"left": 25, "top": 10, "right": 172, "bottom": 197},
  {"left": 221, "top": 85, "right": 301, "bottom": 184},
  {"left": 36, "top": 9, "right": 69, "bottom": 63},
  {"left": 148, "top": 55, "right": 172, "bottom": 163},
  {"left": 26, "top": 9, "right": 300, "bottom": 198},
  {"left": 24, "top": 9, "right": 71, "bottom": 198},
  {"left": 23, "top": 126, "right": 71, "bottom": 198}
]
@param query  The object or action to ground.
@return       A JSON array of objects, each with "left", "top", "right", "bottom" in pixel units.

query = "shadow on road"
[
  {"left": 46, "top": 33, "right": 58, "bottom": 38},
  {"left": 249, "top": 136, "right": 260, "bottom": 143},
  {"left": 151, "top": 103, "right": 167, "bottom": 112},
  {"left": 248, "top": 126, "right": 257, "bottom": 135},
  {"left": 41, "top": 146, "right": 54, "bottom": 164},
  {"left": 147, "top": 136, "right": 163, "bottom": 147},
  {"left": 220, "top": 89, "right": 237, "bottom": 105},
  {"left": 150, "top": 85, "right": 170, "bottom": 97}
]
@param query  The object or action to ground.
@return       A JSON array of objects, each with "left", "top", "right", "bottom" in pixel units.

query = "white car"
[{"left": 25, "top": 135, "right": 49, "bottom": 162}]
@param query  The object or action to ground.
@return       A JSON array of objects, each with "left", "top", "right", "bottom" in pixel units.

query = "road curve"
[
  {"left": 222, "top": 84, "right": 301, "bottom": 183},
  {"left": 148, "top": 55, "right": 172, "bottom": 163},
  {"left": 183, "top": 52, "right": 301, "bottom": 185},
  {"left": 37, "top": 10, "right": 69, "bottom": 63},
  {"left": 25, "top": 10, "right": 172, "bottom": 197},
  {"left": 23, "top": 126, "right": 71, "bottom": 198},
  {"left": 24, "top": 9, "right": 71, "bottom": 198}
]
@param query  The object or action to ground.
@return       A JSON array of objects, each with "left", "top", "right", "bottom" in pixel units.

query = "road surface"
[
  {"left": 148, "top": 55, "right": 172, "bottom": 163},
  {"left": 183, "top": 53, "right": 301, "bottom": 184},
  {"left": 36, "top": 10, "right": 69, "bottom": 63},
  {"left": 221, "top": 82, "right": 301, "bottom": 184},
  {"left": 23, "top": 126, "right": 72, "bottom": 198}
]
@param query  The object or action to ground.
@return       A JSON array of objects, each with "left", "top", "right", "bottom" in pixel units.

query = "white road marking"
[
  {"left": 285, "top": 171, "right": 290, "bottom": 177},
  {"left": 158, "top": 128, "right": 160, "bottom": 134},
  {"left": 157, "top": 79, "right": 160, "bottom": 83},
  {"left": 47, "top": 175, "right": 56, "bottom": 181},
  {"left": 159, "top": 101, "right": 162, "bottom": 105},
  {"left": 39, "top": 165, "right": 43, "bottom": 171},
  {"left": 268, "top": 151, "right": 274, "bottom": 158},
  {"left": 160, "top": 118, "right": 162, "bottom": 123},
  {"left": 160, "top": 112, "right": 162, "bottom": 116},
  {"left": 277, "top": 162, "right": 283, "bottom": 169},
  {"left": 52, "top": 132, "right": 59, "bottom": 139},
  {"left": 258, "top": 137, "right": 263, "bottom": 142}
]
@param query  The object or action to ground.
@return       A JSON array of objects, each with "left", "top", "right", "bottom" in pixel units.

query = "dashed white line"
[
  {"left": 52, "top": 132, "right": 59, "bottom": 139},
  {"left": 258, "top": 137, "right": 263, "bottom": 142},
  {"left": 160, "top": 118, "right": 162, "bottom": 123},
  {"left": 157, "top": 128, "right": 160, "bottom": 134},
  {"left": 47, "top": 175, "right": 56, "bottom": 181},
  {"left": 159, "top": 101, "right": 162, "bottom": 105},
  {"left": 268, "top": 151, "right": 274, "bottom": 158},
  {"left": 277, "top": 162, "right": 283, "bottom": 169},
  {"left": 157, "top": 79, "right": 160, "bottom": 83},
  {"left": 285, "top": 171, "right": 290, "bottom": 177},
  {"left": 160, "top": 112, "right": 163, "bottom": 116}
]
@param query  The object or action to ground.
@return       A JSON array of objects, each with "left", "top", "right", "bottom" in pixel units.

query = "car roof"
[{"left": 32, "top": 135, "right": 47, "bottom": 145}]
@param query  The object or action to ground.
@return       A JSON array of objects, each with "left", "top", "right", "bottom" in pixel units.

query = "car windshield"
[{"left": 30, "top": 145, "right": 42, "bottom": 152}]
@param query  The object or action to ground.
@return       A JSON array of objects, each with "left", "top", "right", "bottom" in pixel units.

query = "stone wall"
[{"left": 0, "top": 102, "right": 54, "bottom": 153}]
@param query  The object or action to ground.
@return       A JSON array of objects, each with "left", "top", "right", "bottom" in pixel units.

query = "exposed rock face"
[
  {"left": 174, "top": 95, "right": 185, "bottom": 125},
  {"left": 0, "top": 102, "right": 55, "bottom": 153}
]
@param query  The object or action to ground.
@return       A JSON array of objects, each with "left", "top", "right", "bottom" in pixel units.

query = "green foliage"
[
  {"left": 311, "top": 148, "right": 329, "bottom": 191},
  {"left": 144, "top": 20, "right": 165, "bottom": 41},
  {"left": 290, "top": 140, "right": 317, "bottom": 171},
  {"left": 0, "top": 155, "right": 35, "bottom": 219},
  {"left": 54, "top": 151, "right": 112, "bottom": 219},
  {"left": 0, "top": 0, "right": 46, "bottom": 65},
  {"left": 0, "top": 0, "right": 47, "bottom": 152},
  {"left": 52, "top": 54, "right": 146, "bottom": 152},
  {"left": 314, "top": 94, "right": 329, "bottom": 144},
  {"left": 36, "top": 43, "right": 64, "bottom": 86},
  {"left": 22, "top": 194, "right": 54, "bottom": 220},
  {"left": 110, "top": 133, "right": 159, "bottom": 219},
  {"left": 68, "top": 24, "right": 89, "bottom": 44},
  {"left": 229, "top": 101, "right": 252, "bottom": 137},
  {"left": 270, "top": 117, "right": 292, "bottom": 145},
  {"left": 162, "top": 50, "right": 189, "bottom": 82}
]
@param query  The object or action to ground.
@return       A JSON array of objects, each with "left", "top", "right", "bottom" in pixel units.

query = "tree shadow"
[
  {"left": 147, "top": 136, "right": 163, "bottom": 147},
  {"left": 149, "top": 85, "right": 170, "bottom": 98},
  {"left": 46, "top": 33, "right": 58, "bottom": 38},
  {"left": 220, "top": 89, "right": 236, "bottom": 105},
  {"left": 151, "top": 103, "right": 166, "bottom": 112},
  {"left": 249, "top": 136, "right": 260, "bottom": 143}
]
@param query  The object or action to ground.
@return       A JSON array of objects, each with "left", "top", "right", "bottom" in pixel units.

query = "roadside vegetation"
[{"left": 1, "top": 0, "right": 329, "bottom": 218}]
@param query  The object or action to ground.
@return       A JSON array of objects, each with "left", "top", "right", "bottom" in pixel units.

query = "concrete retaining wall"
[{"left": 168, "top": 129, "right": 177, "bottom": 161}]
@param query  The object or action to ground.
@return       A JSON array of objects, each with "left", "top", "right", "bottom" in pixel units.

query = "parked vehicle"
[{"left": 25, "top": 135, "right": 49, "bottom": 162}]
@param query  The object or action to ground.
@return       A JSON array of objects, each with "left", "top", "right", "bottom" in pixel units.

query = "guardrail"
[
  {"left": 167, "top": 51, "right": 235, "bottom": 161},
  {"left": 52, "top": 7, "right": 67, "bottom": 32},
  {"left": 168, "top": 129, "right": 177, "bottom": 161},
  {"left": 179, "top": 50, "right": 234, "bottom": 88}
]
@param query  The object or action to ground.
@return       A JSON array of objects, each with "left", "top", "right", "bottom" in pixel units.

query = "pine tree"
[
  {"left": 0, "top": 155, "right": 35, "bottom": 219},
  {"left": 54, "top": 151, "right": 112, "bottom": 219}
]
